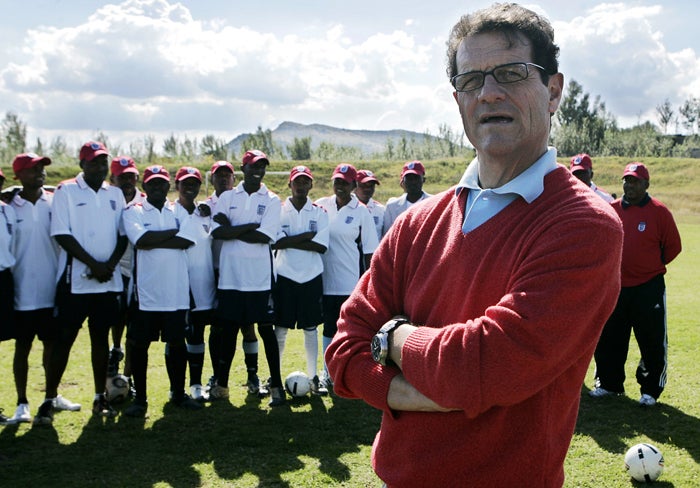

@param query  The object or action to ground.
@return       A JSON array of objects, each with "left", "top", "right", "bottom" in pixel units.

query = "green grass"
[{"left": 1, "top": 157, "right": 699, "bottom": 487}]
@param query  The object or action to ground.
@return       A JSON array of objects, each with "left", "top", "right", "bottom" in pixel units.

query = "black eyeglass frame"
[{"left": 451, "top": 62, "right": 547, "bottom": 92}]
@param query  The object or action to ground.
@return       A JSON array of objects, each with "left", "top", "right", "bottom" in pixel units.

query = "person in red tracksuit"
[{"left": 590, "top": 162, "right": 682, "bottom": 407}]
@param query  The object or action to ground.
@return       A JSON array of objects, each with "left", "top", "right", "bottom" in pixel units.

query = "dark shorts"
[
  {"left": 54, "top": 271, "right": 121, "bottom": 331},
  {"left": 274, "top": 274, "right": 323, "bottom": 329},
  {"left": 322, "top": 295, "right": 349, "bottom": 338},
  {"left": 127, "top": 309, "right": 188, "bottom": 344},
  {"left": 119, "top": 274, "right": 130, "bottom": 314},
  {"left": 216, "top": 289, "right": 274, "bottom": 325},
  {"left": 189, "top": 309, "right": 213, "bottom": 328},
  {"left": 14, "top": 308, "right": 59, "bottom": 343},
  {"left": 0, "top": 268, "right": 14, "bottom": 341}
]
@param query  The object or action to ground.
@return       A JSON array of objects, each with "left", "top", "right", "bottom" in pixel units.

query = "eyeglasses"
[{"left": 451, "top": 62, "right": 546, "bottom": 92}]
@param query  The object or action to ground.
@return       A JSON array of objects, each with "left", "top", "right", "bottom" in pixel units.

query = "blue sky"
[{"left": 0, "top": 0, "right": 698, "bottom": 151}]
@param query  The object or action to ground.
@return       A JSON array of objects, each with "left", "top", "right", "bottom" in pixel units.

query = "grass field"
[{"left": 0, "top": 157, "right": 698, "bottom": 486}]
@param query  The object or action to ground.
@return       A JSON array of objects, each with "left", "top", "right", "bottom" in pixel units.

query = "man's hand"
[
  {"left": 88, "top": 261, "right": 115, "bottom": 283},
  {"left": 198, "top": 203, "right": 211, "bottom": 217},
  {"left": 387, "top": 374, "right": 459, "bottom": 412},
  {"left": 213, "top": 212, "right": 229, "bottom": 226}
]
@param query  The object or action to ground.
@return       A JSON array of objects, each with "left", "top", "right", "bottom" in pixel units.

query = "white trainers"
[
  {"left": 639, "top": 394, "right": 657, "bottom": 407},
  {"left": 53, "top": 395, "right": 81, "bottom": 411},
  {"left": 190, "top": 384, "right": 210, "bottom": 402},
  {"left": 9, "top": 403, "right": 31, "bottom": 423},
  {"left": 318, "top": 372, "right": 333, "bottom": 390},
  {"left": 588, "top": 387, "right": 618, "bottom": 398}
]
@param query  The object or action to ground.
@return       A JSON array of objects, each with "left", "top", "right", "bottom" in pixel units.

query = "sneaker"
[
  {"left": 93, "top": 395, "right": 118, "bottom": 418},
  {"left": 209, "top": 384, "right": 230, "bottom": 400},
  {"left": 127, "top": 377, "right": 136, "bottom": 399},
  {"left": 639, "top": 394, "right": 657, "bottom": 407},
  {"left": 319, "top": 372, "right": 333, "bottom": 391},
  {"left": 310, "top": 375, "right": 329, "bottom": 396},
  {"left": 107, "top": 348, "right": 124, "bottom": 377},
  {"left": 190, "top": 384, "right": 209, "bottom": 402},
  {"left": 33, "top": 400, "right": 54, "bottom": 426},
  {"left": 269, "top": 387, "right": 286, "bottom": 407},
  {"left": 53, "top": 395, "right": 81, "bottom": 412},
  {"left": 247, "top": 376, "right": 269, "bottom": 397},
  {"left": 171, "top": 394, "right": 204, "bottom": 410},
  {"left": 9, "top": 403, "right": 31, "bottom": 424},
  {"left": 205, "top": 375, "right": 217, "bottom": 393},
  {"left": 588, "top": 387, "right": 619, "bottom": 398},
  {"left": 124, "top": 401, "right": 148, "bottom": 418},
  {"left": 0, "top": 408, "right": 9, "bottom": 425}
]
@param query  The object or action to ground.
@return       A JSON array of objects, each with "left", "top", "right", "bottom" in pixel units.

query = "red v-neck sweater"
[{"left": 327, "top": 166, "right": 623, "bottom": 487}]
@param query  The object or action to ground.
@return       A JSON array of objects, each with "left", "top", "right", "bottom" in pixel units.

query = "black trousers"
[{"left": 593, "top": 274, "right": 667, "bottom": 399}]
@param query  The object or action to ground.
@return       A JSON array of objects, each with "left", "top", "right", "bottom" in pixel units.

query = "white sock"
[
  {"left": 303, "top": 328, "right": 319, "bottom": 378},
  {"left": 322, "top": 335, "right": 333, "bottom": 377},
  {"left": 274, "top": 326, "right": 288, "bottom": 366}
]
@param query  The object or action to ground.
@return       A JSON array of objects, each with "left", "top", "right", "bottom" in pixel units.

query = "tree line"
[{"left": 2, "top": 79, "right": 699, "bottom": 166}]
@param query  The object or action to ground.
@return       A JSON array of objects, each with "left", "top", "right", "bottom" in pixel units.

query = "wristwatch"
[{"left": 371, "top": 316, "right": 411, "bottom": 366}]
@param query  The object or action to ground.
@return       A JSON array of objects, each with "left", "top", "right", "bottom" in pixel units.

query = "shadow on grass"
[
  {"left": 0, "top": 392, "right": 381, "bottom": 487},
  {"left": 576, "top": 388, "right": 700, "bottom": 486}
]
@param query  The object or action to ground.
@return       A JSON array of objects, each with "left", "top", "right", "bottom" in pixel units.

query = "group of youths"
[{"left": 0, "top": 141, "right": 432, "bottom": 424}]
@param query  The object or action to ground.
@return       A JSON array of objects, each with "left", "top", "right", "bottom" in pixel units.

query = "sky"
[{"left": 0, "top": 0, "right": 698, "bottom": 152}]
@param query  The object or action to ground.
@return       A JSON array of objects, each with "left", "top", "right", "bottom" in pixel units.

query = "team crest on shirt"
[
  {"left": 345, "top": 216, "right": 354, "bottom": 224},
  {"left": 638, "top": 221, "right": 646, "bottom": 232},
  {"left": 257, "top": 204, "right": 266, "bottom": 216},
  {"left": 309, "top": 220, "right": 317, "bottom": 232},
  {"left": 110, "top": 200, "right": 117, "bottom": 211}
]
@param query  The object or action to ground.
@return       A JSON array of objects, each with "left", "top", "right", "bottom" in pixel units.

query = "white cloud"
[
  {"left": 0, "top": 0, "right": 698, "bottom": 150},
  {"left": 556, "top": 3, "right": 700, "bottom": 127}
]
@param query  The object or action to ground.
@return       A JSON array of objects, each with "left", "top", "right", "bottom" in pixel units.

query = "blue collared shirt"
[{"left": 455, "top": 148, "right": 559, "bottom": 233}]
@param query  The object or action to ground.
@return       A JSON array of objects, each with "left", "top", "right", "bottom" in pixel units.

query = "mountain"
[{"left": 226, "top": 121, "right": 441, "bottom": 157}]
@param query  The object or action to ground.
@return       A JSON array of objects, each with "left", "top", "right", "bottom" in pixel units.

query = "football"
[
  {"left": 107, "top": 374, "right": 130, "bottom": 404},
  {"left": 624, "top": 443, "right": 664, "bottom": 483},
  {"left": 284, "top": 371, "right": 311, "bottom": 397}
]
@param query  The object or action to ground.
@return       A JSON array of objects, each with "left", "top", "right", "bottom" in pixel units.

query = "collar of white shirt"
[{"left": 455, "top": 147, "right": 558, "bottom": 202}]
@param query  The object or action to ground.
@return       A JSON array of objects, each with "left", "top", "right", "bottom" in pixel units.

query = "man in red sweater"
[
  {"left": 326, "top": 4, "right": 624, "bottom": 487},
  {"left": 590, "top": 162, "right": 681, "bottom": 407}
]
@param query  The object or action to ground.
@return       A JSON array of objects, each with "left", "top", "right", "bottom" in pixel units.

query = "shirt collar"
[
  {"left": 621, "top": 193, "right": 650, "bottom": 209},
  {"left": 455, "top": 147, "right": 558, "bottom": 203},
  {"left": 76, "top": 173, "right": 109, "bottom": 191},
  {"left": 235, "top": 181, "right": 268, "bottom": 195}
]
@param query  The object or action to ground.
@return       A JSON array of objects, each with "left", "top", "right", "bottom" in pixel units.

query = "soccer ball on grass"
[
  {"left": 624, "top": 443, "right": 664, "bottom": 483},
  {"left": 284, "top": 371, "right": 311, "bottom": 397},
  {"left": 107, "top": 374, "right": 130, "bottom": 404}
]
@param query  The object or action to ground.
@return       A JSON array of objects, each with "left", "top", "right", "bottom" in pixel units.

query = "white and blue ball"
[
  {"left": 624, "top": 443, "right": 664, "bottom": 483},
  {"left": 284, "top": 371, "right": 311, "bottom": 397},
  {"left": 107, "top": 374, "right": 130, "bottom": 404}
]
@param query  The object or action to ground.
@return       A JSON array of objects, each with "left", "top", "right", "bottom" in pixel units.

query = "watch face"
[{"left": 371, "top": 335, "right": 382, "bottom": 362}]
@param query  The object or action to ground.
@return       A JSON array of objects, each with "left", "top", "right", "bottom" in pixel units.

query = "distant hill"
[{"left": 226, "top": 121, "right": 442, "bottom": 157}]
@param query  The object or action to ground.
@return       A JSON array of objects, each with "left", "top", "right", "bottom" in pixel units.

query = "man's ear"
[{"left": 547, "top": 72, "right": 564, "bottom": 114}]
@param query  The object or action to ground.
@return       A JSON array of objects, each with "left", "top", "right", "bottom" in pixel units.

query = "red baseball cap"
[
  {"left": 143, "top": 165, "right": 170, "bottom": 183},
  {"left": 331, "top": 164, "right": 357, "bottom": 183},
  {"left": 569, "top": 153, "right": 593, "bottom": 172},
  {"left": 12, "top": 153, "right": 52, "bottom": 175},
  {"left": 357, "top": 169, "right": 380, "bottom": 185},
  {"left": 623, "top": 162, "right": 650, "bottom": 181},
  {"left": 289, "top": 165, "right": 314, "bottom": 182},
  {"left": 111, "top": 156, "right": 139, "bottom": 177},
  {"left": 79, "top": 141, "right": 109, "bottom": 162},
  {"left": 401, "top": 160, "right": 425, "bottom": 179},
  {"left": 175, "top": 166, "right": 202, "bottom": 182},
  {"left": 242, "top": 149, "right": 269, "bottom": 166},
  {"left": 211, "top": 160, "right": 235, "bottom": 175}
]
